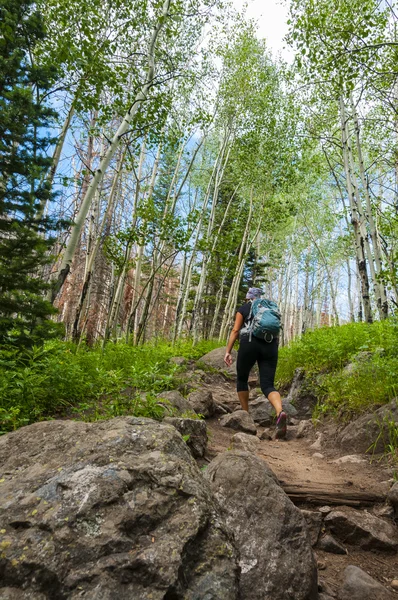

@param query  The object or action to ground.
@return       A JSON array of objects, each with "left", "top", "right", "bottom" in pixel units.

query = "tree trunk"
[
  {"left": 50, "top": 0, "right": 173, "bottom": 303},
  {"left": 339, "top": 96, "right": 372, "bottom": 323},
  {"left": 37, "top": 104, "right": 75, "bottom": 220},
  {"left": 304, "top": 224, "right": 339, "bottom": 325},
  {"left": 350, "top": 94, "right": 388, "bottom": 318},
  {"left": 72, "top": 146, "right": 126, "bottom": 340},
  {"left": 191, "top": 130, "right": 232, "bottom": 342}
]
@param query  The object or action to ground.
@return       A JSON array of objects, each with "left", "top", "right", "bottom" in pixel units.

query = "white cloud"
[{"left": 232, "top": 0, "right": 293, "bottom": 61}]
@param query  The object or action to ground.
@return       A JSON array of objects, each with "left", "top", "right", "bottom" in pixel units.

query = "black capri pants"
[{"left": 236, "top": 335, "right": 278, "bottom": 398}]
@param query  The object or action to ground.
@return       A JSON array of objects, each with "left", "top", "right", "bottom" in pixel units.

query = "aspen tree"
[{"left": 50, "top": 0, "right": 173, "bottom": 303}]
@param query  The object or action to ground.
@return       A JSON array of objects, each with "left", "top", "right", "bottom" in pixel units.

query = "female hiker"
[{"left": 223, "top": 287, "right": 287, "bottom": 439}]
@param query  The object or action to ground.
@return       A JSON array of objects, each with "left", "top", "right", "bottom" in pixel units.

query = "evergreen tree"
[{"left": 0, "top": 0, "right": 61, "bottom": 346}]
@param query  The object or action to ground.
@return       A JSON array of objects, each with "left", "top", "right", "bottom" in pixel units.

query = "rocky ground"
[
  {"left": 1, "top": 347, "right": 398, "bottom": 599},
  {"left": 194, "top": 348, "right": 398, "bottom": 598}
]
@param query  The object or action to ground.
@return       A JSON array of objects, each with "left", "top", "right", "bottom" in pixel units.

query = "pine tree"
[{"left": 0, "top": 0, "right": 61, "bottom": 347}]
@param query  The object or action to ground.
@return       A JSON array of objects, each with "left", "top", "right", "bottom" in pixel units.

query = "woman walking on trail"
[{"left": 223, "top": 287, "right": 287, "bottom": 439}]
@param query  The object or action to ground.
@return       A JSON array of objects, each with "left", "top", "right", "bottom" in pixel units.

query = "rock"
[
  {"left": 319, "top": 579, "right": 336, "bottom": 597},
  {"left": 0, "top": 590, "right": 47, "bottom": 600},
  {"left": 324, "top": 506, "right": 398, "bottom": 551},
  {"left": 0, "top": 419, "right": 239, "bottom": 599},
  {"left": 259, "top": 429, "right": 273, "bottom": 441},
  {"left": 318, "top": 506, "right": 332, "bottom": 515},
  {"left": 220, "top": 410, "right": 257, "bottom": 435},
  {"left": 285, "top": 367, "right": 317, "bottom": 418},
  {"left": 249, "top": 387, "right": 262, "bottom": 400},
  {"left": 337, "top": 398, "right": 398, "bottom": 454},
  {"left": 310, "top": 433, "right": 324, "bottom": 450},
  {"left": 373, "top": 504, "right": 395, "bottom": 519},
  {"left": 297, "top": 419, "right": 315, "bottom": 439},
  {"left": 198, "top": 347, "right": 237, "bottom": 376},
  {"left": 187, "top": 389, "right": 216, "bottom": 417},
  {"left": 204, "top": 451, "right": 318, "bottom": 600},
  {"left": 249, "top": 396, "right": 297, "bottom": 426},
  {"left": 169, "top": 356, "right": 187, "bottom": 366},
  {"left": 343, "top": 351, "right": 374, "bottom": 375},
  {"left": 312, "top": 453, "right": 324, "bottom": 459},
  {"left": 301, "top": 509, "right": 323, "bottom": 546},
  {"left": 343, "top": 348, "right": 385, "bottom": 375},
  {"left": 163, "top": 416, "right": 207, "bottom": 458},
  {"left": 217, "top": 402, "right": 233, "bottom": 414},
  {"left": 231, "top": 432, "right": 261, "bottom": 453},
  {"left": 337, "top": 565, "right": 395, "bottom": 600},
  {"left": 214, "top": 404, "right": 228, "bottom": 415},
  {"left": 391, "top": 580, "right": 398, "bottom": 590},
  {"left": 332, "top": 455, "right": 367, "bottom": 465},
  {"left": 282, "top": 399, "right": 298, "bottom": 417},
  {"left": 156, "top": 389, "right": 193, "bottom": 415},
  {"left": 319, "top": 595, "right": 334, "bottom": 600},
  {"left": 316, "top": 534, "right": 347, "bottom": 555},
  {"left": 249, "top": 397, "right": 274, "bottom": 426},
  {"left": 387, "top": 481, "right": 398, "bottom": 516}
]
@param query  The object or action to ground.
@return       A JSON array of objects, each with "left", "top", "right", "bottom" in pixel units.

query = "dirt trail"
[{"left": 200, "top": 377, "right": 398, "bottom": 596}]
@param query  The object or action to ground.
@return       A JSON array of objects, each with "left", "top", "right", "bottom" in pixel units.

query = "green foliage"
[
  {"left": 0, "top": 0, "right": 64, "bottom": 347},
  {"left": 277, "top": 319, "right": 398, "bottom": 420},
  {"left": 287, "top": 0, "right": 390, "bottom": 90},
  {"left": 0, "top": 338, "right": 220, "bottom": 433},
  {"left": 367, "top": 413, "right": 398, "bottom": 464}
]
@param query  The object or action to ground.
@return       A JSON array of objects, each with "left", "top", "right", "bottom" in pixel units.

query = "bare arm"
[{"left": 224, "top": 312, "right": 244, "bottom": 366}]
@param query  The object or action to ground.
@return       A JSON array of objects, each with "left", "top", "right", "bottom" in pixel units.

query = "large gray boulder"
[
  {"left": 249, "top": 397, "right": 297, "bottom": 426},
  {"left": 220, "top": 410, "right": 257, "bottom": 435},
  {"left": 198, "top": 347, "right": 237, "bottom": 376},
  {"left": 301, "top": 509, "right": 323, "bottom": 546},
  {"left": 231, "top": 432, "right": 260, "bottom": 453},
  {"left": 387, "top": 481, "right": 398, "bottom": 517},
  {"left": 316, "top": 534, "right": 347, "bottom": 555},
  {"left": 156, "top": 389, "right": 193, "bottom": 414},
  {"left": 324, "top": 506, "right": 398, "bottom": 551},
  {"left": 337, "top": 565, "right": 394, "bottom": 600},
  {"left": 285, "top": 368, "right": 317, "bottom": 418},
  {"left": 163, "top": 416, "right": 207, "bottom": 458},
  {"left": 249, "top": 397, "right": 274, "bottom": 426},
  {"left": 187, "top": 389, "right": 216, "bottom": 417},
  {"left": 337, "top": 399, "right": 398, "bottom": 454},
  {"left": 204, "top": 451, "right": 319, "bottom": 600},
  {"left": 297, "top": 419, "right": 315, "bottom": 439},
  {"left": 0, "top": 419, "right": 239, "bottom": 599}
]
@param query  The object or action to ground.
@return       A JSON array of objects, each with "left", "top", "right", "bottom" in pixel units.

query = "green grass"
[
  {"left": 276, "top": 318, "right": 398, "bottom": 419},
  {"left": 0, "top": 338, "right": 221, "bottom": 434},
  {"left": 276, "top": 319, "right": 398, "bottom": 461}
]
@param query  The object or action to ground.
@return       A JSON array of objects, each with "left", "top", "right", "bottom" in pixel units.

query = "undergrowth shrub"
[
  {"left": 276, "top": 319, "right": 398, "bottom": 422},
  {"left": 0, "top": 338, "right": 220, "bottom": 434}
]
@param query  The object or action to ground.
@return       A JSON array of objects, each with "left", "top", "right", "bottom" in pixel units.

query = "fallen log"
[{"left": 280, "top": 483, "right": 386, "bottom": 507}]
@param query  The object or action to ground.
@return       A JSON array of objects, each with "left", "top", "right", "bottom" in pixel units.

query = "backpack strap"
[{"left": 248, "top": 301, "right": 254, "bottom": 342}]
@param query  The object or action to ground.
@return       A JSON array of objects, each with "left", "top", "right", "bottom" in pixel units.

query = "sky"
[{"left": 232, "top": 0, "right": 293, "bottom": 61}]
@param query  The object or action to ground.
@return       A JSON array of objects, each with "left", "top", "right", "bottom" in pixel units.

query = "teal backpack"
[{"left": 248, "top": 298, "right": 281, "bottom": 342}]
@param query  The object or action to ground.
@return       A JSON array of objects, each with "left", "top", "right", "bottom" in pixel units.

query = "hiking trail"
[{"left": 193, "top": 366, "right": 398, "bottom": 597}]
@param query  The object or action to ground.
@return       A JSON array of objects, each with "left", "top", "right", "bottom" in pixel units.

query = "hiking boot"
[{"left": 275, "top": 411, "right": 287, "bottom": 439}]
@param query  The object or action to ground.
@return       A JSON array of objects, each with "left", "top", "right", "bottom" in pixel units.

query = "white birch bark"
[
  {"left": 350, "top": 94, "right": 388, "bottom": 318},
  {"left": 191, "top": 130, "right": 232, "bottom": 342},
  {"left": 51, "top": 0, "right": 173, "bottom": 303},
  {"left": 339, "top": 96, "right": 372, "bottom": 323},
  {"left": 218, "top": 193, "right": 262, "bottom": 341},
  {"left": 104, "top": 141, "right": 147, "bottom": 342},
  {"left": 304, "top": 224, "right": 339, "bottom": 325}
]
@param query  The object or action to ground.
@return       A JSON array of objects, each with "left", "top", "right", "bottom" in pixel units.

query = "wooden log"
[{"left": 280, "top": 483, "right": 386, "bottom": 507}]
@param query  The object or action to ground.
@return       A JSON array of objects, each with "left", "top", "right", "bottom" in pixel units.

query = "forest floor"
[{"left": 196, "top": 375, "right": 398, "bottom": 596}]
